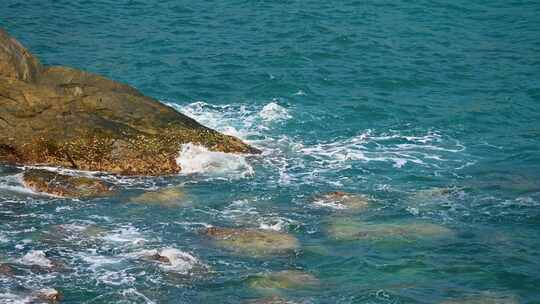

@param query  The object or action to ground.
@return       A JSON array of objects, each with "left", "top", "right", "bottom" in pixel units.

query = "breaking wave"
[
  {"left": 20, "top": 250, "right": 53, "bottom": 268},
  {"left": 165, "top": 101, "right": 471, "bottom": 186},
  {"left": 175, "top": 143, "right": 254, "bottom": 178},
  {"left": 258, "top": 102, "right": 291, "bottom": 122}
]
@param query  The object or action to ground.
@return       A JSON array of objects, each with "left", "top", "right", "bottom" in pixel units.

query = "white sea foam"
[
  {"left": 79, "top": 252, "right": 122, "bottom": 271},
  {"left": 98, "top": 269, "right": 137, "bottom": 286},
  {"left": 176, "top": 143, "right": 254, "bottom": 178},
  {"left": 258, "top": 216, "right": 297, "bottom": 231},
  {"left": 0, "top": 293, "right": 33, "bottom": 304},
  {"left": 299, "top": 129, "right": 466, "bottom": 170},
  {"left": 221, "top": 199, "right": 259, "bottom": 221},
  {"left": 129, "top": 248, "right": 205, "bottom": 274},
  {"left": 166, "top": 100, "right": 291, "bottom": 139},
  {"left": 74, "top": 249, "right": 140, "bottom": 289},
  {"left": 20, "top": 250, "right": 53, "bottom": 268},
  {"left": 173, "top": 221, "right": 213, "bottom": 231},
  {"left": 55, "top": 205, "right": 73, "bottom": 212},
  {"left": 0, "top": 174, "right": 38, "bottom": 195},
  {"left": 166, "top": 101, "right": 256, "bottom": 139},
  {"left": 258, "top": 102, "right": 291, "bottom": 122},
  {"left": 157, "top": 248, "right": 203, "bottom": 273},
  {"left": 86, "top": 288, "right": 156, "bottom": 304},
  {"left": 120, "top": 288, "right": 157, "bottom": 304},
  {"left": 311, "top": 198, "right": 348, "bottom": 210},
  {"left": 102, "top": 226, "right": 146, "bottom": 246}
]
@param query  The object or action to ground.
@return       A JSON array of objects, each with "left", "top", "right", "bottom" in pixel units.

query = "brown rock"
[
  {"left": 22, "top": 169, "right": 114, "bottom": 198},
  {"left": 0, "top": 28, "right": 259, "bottom": 176}
]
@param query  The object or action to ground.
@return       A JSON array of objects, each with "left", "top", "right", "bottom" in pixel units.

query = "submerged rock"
[
  {"left": 22, "top": 169, "right": 113, "bottom": 198},
  {"left": 38, "top": 224, "right": 107, "bottom": 247},
  {"left": 411, "top": 187, "right": 456, "bottom": 200},
  {"left": 0, "top": 28, "right": 258, "bottom": 176},
  {"left": 20, "top": 250, "right": 67, "bottom": 274},
  {"left": 312, "top": 191, "right": 370, "bottom": 212},
  {"left": 248, "top": 270, "right": 320, "bottom": 292},
  {"left": 83, "top": 225, "right": 108, "bottom": 238},
  {"left": 406, "top": 187, "right": 462, "bottom": 215},
  {"left": 202, "top": 227, "right": 300, "bottom": 257},
  {"left": 129, "top": 187, "right": 187, "bottom": 207},
  {"left": 326, "top": 218, "right": 454, "bottom": 241}
]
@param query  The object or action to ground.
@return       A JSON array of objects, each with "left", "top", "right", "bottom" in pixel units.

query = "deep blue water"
[{"left": 1, "top": 1, "right": 540, "bottom": 303}]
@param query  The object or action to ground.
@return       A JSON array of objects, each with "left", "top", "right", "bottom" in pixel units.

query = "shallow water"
[{"left": 1, "top": 0, "right": 540, "bottom": 303}]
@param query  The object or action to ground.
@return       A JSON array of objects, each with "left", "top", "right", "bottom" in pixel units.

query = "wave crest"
[{"left": 176, "top": 143, "right": 254, "bottom": 178}]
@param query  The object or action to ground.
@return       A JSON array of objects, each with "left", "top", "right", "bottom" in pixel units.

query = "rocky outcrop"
[
  {"left": 22, "top": 169, "right": 114, "bottom": 198},
  {"left": 0, "top": 28, "right": 259, "bottom": 176}
]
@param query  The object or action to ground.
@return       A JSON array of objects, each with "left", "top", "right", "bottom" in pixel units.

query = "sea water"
[{"left": 1, "top": 0, "right": 539, "bottom": 303}]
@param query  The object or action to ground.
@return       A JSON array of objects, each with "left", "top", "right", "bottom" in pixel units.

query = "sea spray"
[
  {"left": 20, "top": 250, "right": 53, "bottom": 268},
  {"left": 258, "top": 102, "right": 291, "bottom": 122},
  {"left": 176, "top": 143, "right": 254, "bottom": 178},
  {"left": 128, "top": 248, "right": 206, "bottom": 274}
]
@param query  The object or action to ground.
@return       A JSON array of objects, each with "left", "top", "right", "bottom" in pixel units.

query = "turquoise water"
[{"left": 1, "top": 1, "right": 540, "bottom": 303}]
